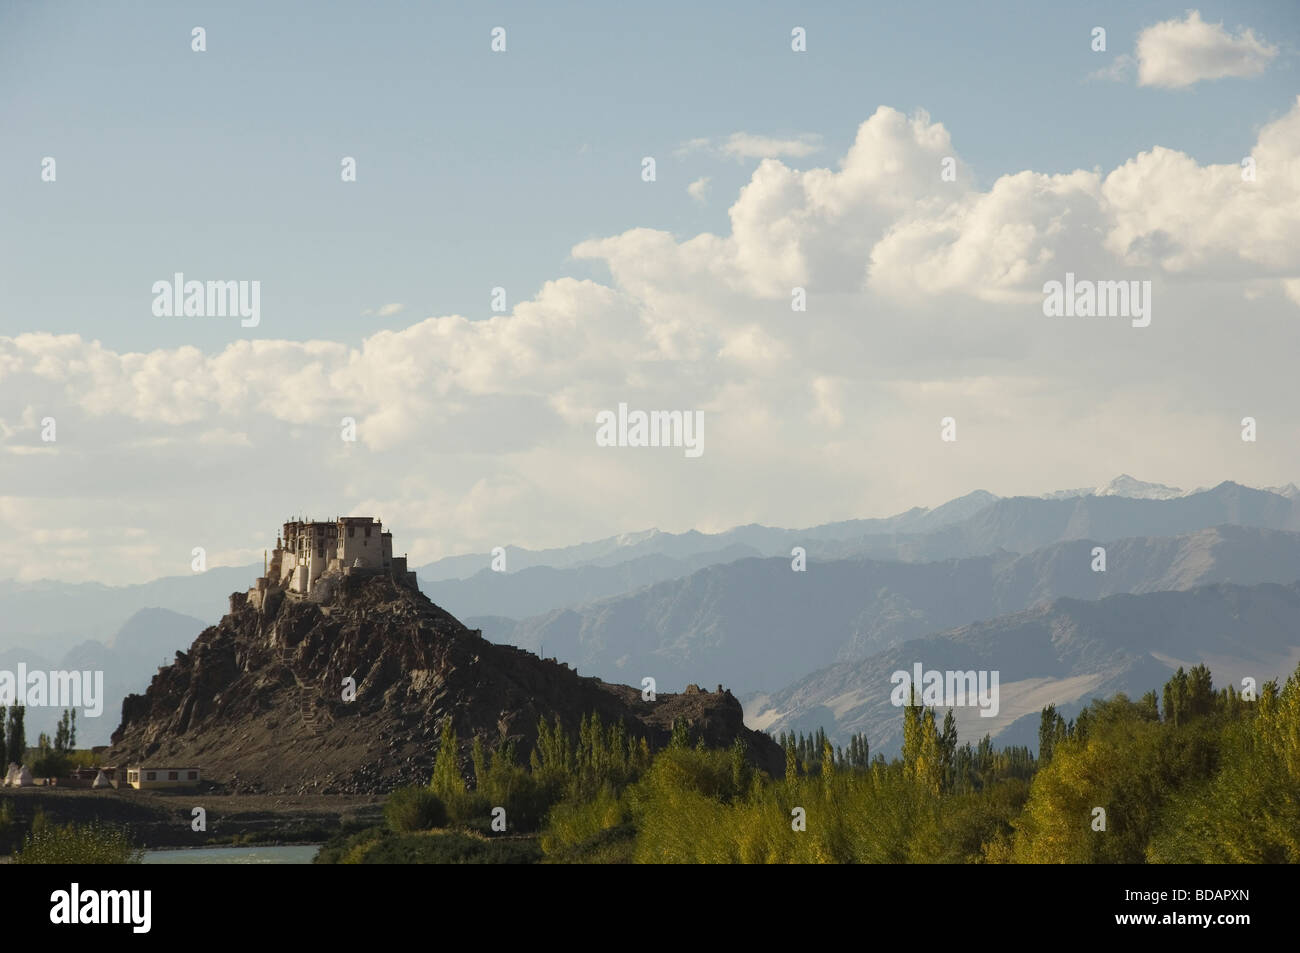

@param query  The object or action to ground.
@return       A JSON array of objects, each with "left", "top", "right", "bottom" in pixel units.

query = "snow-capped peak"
[
  {"left": 1093, "top": 474, "right": 1185, "bottom": 500},
  {"left": 615, "top": 528, "right": 661, "bottom": 546},
  {"left": 1263, "top": 483, "right": 1300, "bottom": 499}
]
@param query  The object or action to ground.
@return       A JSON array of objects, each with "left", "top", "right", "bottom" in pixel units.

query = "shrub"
[
  {"left": 385, "top": 786, "right": 447, "bottom": 832},
  {"left": 361, "top": 831, "right": 541, "bottom": 864},
  {"left": 13, "top": 822, "right": 143, "bottom": 864},
  {"left": 541, "top": 786, "right": 629, "bottom": 854}
]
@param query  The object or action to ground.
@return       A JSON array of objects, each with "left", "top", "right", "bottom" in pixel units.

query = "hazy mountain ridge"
[
  {"left": 4, "top": 479, "right": 1297, "bottom": 753},
  {"left": 0, "top": 565, "right": 255, "bottom": 655},
  {"left": 4, "top": 479, "right": 1290, "bottom": 655},
  {"left": 419, "top": 543, "right": 763, "bottom": 620},
  {"left": 5, "top": 608, "right": 207, "bottom": 747},
  {"left": 482, "top": 523, "right": 1300, "bottom": 696},
  {"left": 746, "top": 579, "right": 1300, "bottom": 756},
  {"left": 814, "top": 481, "right": 1299, "bottom": 563},
  {"left": 415, "top": 490, "right": 1000, "bottom": 582}
]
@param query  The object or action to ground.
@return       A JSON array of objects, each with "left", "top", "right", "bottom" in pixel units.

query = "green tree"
[
  {"left": 669, "top": 717, "right": 691, "bottom": 750},
  {"left": 939, "top": 710, "right": 958, "bottom": 788},
  {"left": 1163, "top": 667, "right": 1189, "bottom": 726},
  {"left": 6, "top": 706, "right": 26, "bottom": 766},
  {"left": 730, "top": 737, "right": 750, "bottom": 793},
  {"left": 1186, "top": 664, "right": 1214, "bottom": 720},
  {"left": 1038, "top": 704, "right": 1067, "bottom": 766},
  {"left": 471, "top": 734, "right": 488, "bottom": 790},
  {"left": 53, "top": 710, "right": 76, "bottom": 754},
  {"left": 430, "top": 721, "right": 463, "bottom": 801}
]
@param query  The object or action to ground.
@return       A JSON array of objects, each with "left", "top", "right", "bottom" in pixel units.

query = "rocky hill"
[{"left": 107, "top": 574, "right": 780, "bottom": 793}]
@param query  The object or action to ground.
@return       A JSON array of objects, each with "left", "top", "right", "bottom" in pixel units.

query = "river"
[{"left": 142, "top": 845, "right": 320, "bottom": 864}]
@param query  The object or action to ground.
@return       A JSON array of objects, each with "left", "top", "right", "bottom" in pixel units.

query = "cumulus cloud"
[
  {"left": 687, "top": 176, "right": 711, "bottom": 203},
  {"left": 1137, "top": 10, "right": 1278, "bottom": 88},
  {"left": 4, "top": 101, "right": 1300, "bottom": 583}
]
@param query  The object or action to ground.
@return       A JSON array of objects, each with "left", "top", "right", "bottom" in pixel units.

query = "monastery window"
[
  {"left": 168, "top": 771, "right": 178, "bottom": 781},
  {"left": 365, "top": 526, "right": 372, "bottom": 538},
  {"left": 146, "top": 771, "right": 156, "bottom": 781},
  {"left": 188, "top": 771, "right": 198, "bottom": 780},
  {"left": 349, "top": 526, "right": 355, "bottom": 538}
]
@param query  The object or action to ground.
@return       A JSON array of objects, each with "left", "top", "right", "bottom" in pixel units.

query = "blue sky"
[
  {"left": 1, "top": 1, "right": 1298, "bottom": 584},
  {"left": 2, "top": 0, "right": 1296, "bottom": 351}
]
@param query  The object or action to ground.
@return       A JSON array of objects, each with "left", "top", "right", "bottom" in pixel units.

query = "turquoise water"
[{"left": 142, "top": 845, "right": 320, "bottom": 864}]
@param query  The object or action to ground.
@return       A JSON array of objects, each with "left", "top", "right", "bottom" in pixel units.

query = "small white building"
[{"left": 126, "top": 766, "right": 201, "bottom": 790}]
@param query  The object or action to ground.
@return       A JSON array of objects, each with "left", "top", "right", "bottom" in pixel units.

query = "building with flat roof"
[
  {"left": 126, "top": 766, "right": 201, "bottom": 789},
  {"left": 242, "top": 515, "right": 419, "bottom": 609}
]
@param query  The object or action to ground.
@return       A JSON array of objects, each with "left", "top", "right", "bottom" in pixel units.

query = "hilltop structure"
[
  {"left": 111, "top": 518, "right": 781, "bottom": 793},
  {"left": 245, "top": 516, "right": 418, "bottom": 608}
]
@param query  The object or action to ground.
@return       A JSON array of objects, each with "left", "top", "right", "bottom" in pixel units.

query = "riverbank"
[{"left": 0, "top": 787, "right": 384, "bottom": 850}]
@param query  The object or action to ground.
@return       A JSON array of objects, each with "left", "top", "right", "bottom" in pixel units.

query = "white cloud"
[
  {"left": 687, "top": 176, "right": 711, "bottom": 203},
  {"left": 1087, "top": 53, "right": 1135, "bottom": 84},
  {"left": 675, "top": 132, "right": 822, "bottom": 161},
  {"left": 1137, "top": 10, "right": 1278, "bottom": 88},
  {"left": 674, "top": 137, "right": 712, "bottom": 157},
  {"left": 4, "top": 102, "right": 1300, "bottom": 583},
  {"left": 719, "top": 133, "right": 822, "bottom": 160},
  {"left": 362, "top": 302, "right": 405, "bottom": 317}
]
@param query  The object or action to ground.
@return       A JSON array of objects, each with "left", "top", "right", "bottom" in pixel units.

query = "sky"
[{"left": 1, "top": 1, "right": 1299, "bottom": 584}]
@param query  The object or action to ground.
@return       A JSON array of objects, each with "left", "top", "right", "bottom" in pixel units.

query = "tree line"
[{"left": 342, "top": 660, "right": 1299, "bottom": 863}]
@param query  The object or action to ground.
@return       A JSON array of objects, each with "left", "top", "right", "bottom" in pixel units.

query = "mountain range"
[
  {"left": 745, "top": 579, "right": 1300, "bottom": 755},
  {"left": 3, "top": 477, "right": 1299, "bottom": 754},
  {"left": 476, "top": 523, "right": 1300, "bottom": 695}
]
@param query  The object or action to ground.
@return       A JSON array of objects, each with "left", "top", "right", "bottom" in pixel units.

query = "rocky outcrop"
[{"left": 108, "top": 573, "right": 780, "bottom": 793}]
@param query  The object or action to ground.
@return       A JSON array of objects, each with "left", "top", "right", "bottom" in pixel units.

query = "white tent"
[
  {"left": 15, "top": 765, "right": 33, "bottom": 787},
  {"left": 3, "top": 763, "right": 20, "bottom": 787},
  {"left": 92, "top": 770, "right": 111, "bottom": 789}
]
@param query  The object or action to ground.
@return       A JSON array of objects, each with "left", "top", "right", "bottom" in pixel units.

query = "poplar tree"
[
  {"left": 1187, "top": 664, "right": 1214, "bottom": 719},
  {"left": 902, "top": 688, "right": 924, "bottom": 774},
  {"left": 1163, "top": 667, "right": 1189, "bottom": 727},
  {"left": 6, "top": 707, "right": 25, "bottom": 766},
  {"left": 938, "top": 710, "right": 958, "bottom": 789},
  {"left": 729, "top": 737, "right": 749, "bottom": 795},
  {"left": 471, "top": 734, "right": 488, "bottom": 790},
  {"left": 430, "top": 721, "right": 462, "bottom": 800},
  {"left": 1039, "top": 705, "right": 1067, "bottom": 765}
]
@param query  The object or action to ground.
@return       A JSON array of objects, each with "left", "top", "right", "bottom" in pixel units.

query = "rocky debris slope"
[{"left": 108, "top": 574, "right": 780, "bottom": 793}]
